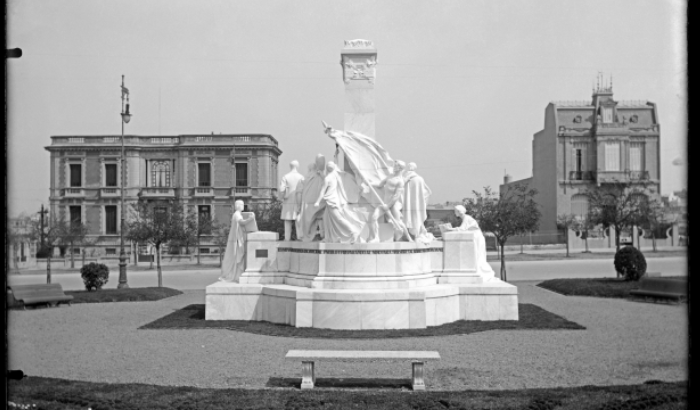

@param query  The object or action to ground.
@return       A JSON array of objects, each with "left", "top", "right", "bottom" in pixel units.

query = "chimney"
[{"left": 504, "top": 174, "right": 512, "bottom": 184}]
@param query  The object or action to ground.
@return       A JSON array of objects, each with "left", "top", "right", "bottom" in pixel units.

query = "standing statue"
[
  {"left": 296, "top": 154, "right": 327, "bottom": 241},
  {"left": 367, "top": 160, "right": 412, "bottom": 243},
  {"left": 219, "top": 200, "right": 255, "bottom": 283},
  {"left": 402, "top": 162, "right": 432, "bottom": 242},
  {"left": 446, "top": 205, "right": 493, "bottom": 277},
  {"left": 314, "top": 161, "right": 364, "bottom": 244},
  {"left": 279, "top": 160, "right": 304, "bottom": 241}
]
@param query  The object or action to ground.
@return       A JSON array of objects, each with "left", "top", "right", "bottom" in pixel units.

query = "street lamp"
[{"left": 118, "top": 75, "right": 132, "bottom": 289}]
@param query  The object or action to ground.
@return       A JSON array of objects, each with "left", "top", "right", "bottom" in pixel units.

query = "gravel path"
[{"left": 7, "top": 281, "right": 687, "bottom": 390}]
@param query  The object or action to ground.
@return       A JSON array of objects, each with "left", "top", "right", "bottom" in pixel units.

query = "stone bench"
[
  {"left": 8, "top": 284, "right": 74, "bottom": 309},
  {"left": 629, "top": 277, "right": 687, "bottom": 303},
  {"left": 285, "top": 350, "right": 440, "bottom": 391}
]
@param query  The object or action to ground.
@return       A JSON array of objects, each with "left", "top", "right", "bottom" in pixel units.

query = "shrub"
[
  {"left": 80, "top": 262, "right": 110, "bottom": 291},
  {"left": 613, "top": 246, "right": 647, "bottom": 281}
]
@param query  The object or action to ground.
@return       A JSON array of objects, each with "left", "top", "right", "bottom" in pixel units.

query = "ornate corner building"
[
  {"left": 500, "top": 82, "right": 661, "bottom": 244},
  {"left": 45, "top": 134, "right": 282, "bottom": 255}
]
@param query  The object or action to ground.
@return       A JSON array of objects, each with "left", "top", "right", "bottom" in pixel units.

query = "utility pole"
[{"left": 37, "top": 204, "right": 49, "bottom": 250}]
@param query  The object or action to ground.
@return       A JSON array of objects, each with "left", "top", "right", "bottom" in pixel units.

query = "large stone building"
[
  {"left": 45, "top": 134, "right": 281, "bottom": 255},
  {"left": 501, "top": 81, "right": 661, "bottom": 244}
]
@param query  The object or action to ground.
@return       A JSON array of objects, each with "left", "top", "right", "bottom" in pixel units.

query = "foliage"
[
  {"left": 556, "top": 214, "right": 578, "bottom": 257},
  {"left": 125, "top": 200, "right": 188, "bottom": 286},
  {"left": 586, "top": 184, "right": 651, "bottom": 251},
  {"left": 50, "top": 217, "right": 91, "bottom": 268},
  {"left": 253, "top": 198, "right": 297, "bottom": 240},
  {"left": 614, "top": 246, "right": 647, "bottom": 281},
  {"left": 539, "top": 278, "right": 642, "bottom": 298},
  {"left": 183, "top": 208, "right": 216, "bottom": 264},
  {"left": 79, "top": 262, "right": 109, "bottom": 291},
  {"left": 210, "top": 220, "right": 230, "bottom": 266},
  {"left": 464, "top": 183, "right": 541, "bottom": 281},
  {"left": 637, "top": 198, "right": 669, "bottom": 252}
]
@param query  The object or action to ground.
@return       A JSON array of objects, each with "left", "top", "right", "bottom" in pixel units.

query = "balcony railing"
[
  {"left": 101, "top": 188, "right": 120, "bottom": 197},
  {"left": 140, "top": 187, "right": 175, "bottom": 197},
  {"left": 64, "top": 188, "right": 84, "bottom": 197},
  {"left": 194, "top": 187, "right": 214, "bottom": 196},
  {"left": 569, "top": 171, "right": 595, "bottom": 181},
  {"left": 232, "top": 187, "right": 251, "bottom": 196},
  {"left": 629, "top": 170, "right": 650, "bottom": 180}
]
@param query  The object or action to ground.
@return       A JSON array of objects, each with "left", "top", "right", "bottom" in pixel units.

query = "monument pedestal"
[{"left": 207, "top": 230, "right": 518, "bottom": 329}]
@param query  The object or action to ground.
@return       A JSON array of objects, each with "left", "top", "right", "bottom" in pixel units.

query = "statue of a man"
[
  {"left": 367, "top": 160, "right": 412, "bottom": 243},
  {"left": 279, "top": 160, "right": 304, "bottom": 241},
  {"left": 314, "top": 161, "right": 363, "bottom": 244},
  {"left": 296, "top": 154, "right": 327, "bottom": 242},
  {"left": 446, "top": 205, "right": 493, "bottom": 277},
  {"left": 219, "top": 200, "right": 255, "bottom": 283},
  {"left": 402, "top": 162, "right": 432, "bottom": 240}
]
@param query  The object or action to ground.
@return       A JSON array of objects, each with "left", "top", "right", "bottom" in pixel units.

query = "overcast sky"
[{"left": 6, "top": 0, "right": 687, "bottom": 218}]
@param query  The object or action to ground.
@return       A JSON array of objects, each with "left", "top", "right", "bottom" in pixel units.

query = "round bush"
[
  {"left": 80, "top": 262, "right": 110, "bottom": 291},
  {"left": 613, "top": 246, "right": 647, "bottom": 281}
]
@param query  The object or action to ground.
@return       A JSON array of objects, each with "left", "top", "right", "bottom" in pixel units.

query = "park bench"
[
  {"left": 8, "top": 284, "right": 73, "bottom": 309},
  {"left": 285, "top": 350, "right": 441, "bottom": 391},
  {"left": 629, "top": 277, "right": 687, "bottom": 303}
]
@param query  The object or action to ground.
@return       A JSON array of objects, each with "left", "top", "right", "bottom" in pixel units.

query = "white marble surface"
[{"left": 204, "top": 279, "right": 519, "bottom": 328}]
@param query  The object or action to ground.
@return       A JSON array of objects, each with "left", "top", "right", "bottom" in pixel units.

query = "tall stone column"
[{"left": 339, "top": 39, "right": 377, "bottom": 175}]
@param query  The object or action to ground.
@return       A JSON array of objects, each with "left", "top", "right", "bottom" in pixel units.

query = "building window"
[
  {"left": 198, "top": 205, "right": 211, "bottom": 234},
  {"left": 630, "top": 144, "right": 644, "bottom": 172},
  {"left": 602, "top": 107, "right": 613, "bottom": 123},
  {"left": 106, "top": 248, "right": 116, "bottom": 255},
  {"left": 105, "top": 206, "right": 117, "bottom": 234},
  {"left": 604, "top": 142, "right": 620, "bottom": 171},
  {"left": 575, "top": 149, "right": 583, "bottom": 172},
  {"left": 198, "top": 163, "right": 211, "bottom": 187},
  {"left": 69, "top": 164, "right": 82, "bottom": 187},
  {"left": 105, "top": 164, "right": 118, "bottom": 187},
  {"left": 69, "top": 206, "right": 81, "bottom": 227},
  {"left": 154, "top": 206, "right": 167, "bottom": 223},
  {"left": 235, "top": 163, "right": 248, "bottom": 187},
  {"left": 199, "top": 248, "right": 211, "bottom": 254},
  {"left": 151, "top": 161, "right": 171, "bottom": 187}
]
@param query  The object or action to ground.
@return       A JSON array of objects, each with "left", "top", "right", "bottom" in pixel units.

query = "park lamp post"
[{"left": 118, "top": 75, "right": 132, "bottom": 289}]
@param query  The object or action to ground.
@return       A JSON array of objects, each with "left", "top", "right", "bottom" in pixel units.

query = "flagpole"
[{"left": 323, "top": 124, "right": 413, "bottom": 242}]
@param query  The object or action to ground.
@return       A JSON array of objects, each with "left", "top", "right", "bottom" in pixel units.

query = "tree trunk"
[
  {"left": 197, "top": 235, "right": 201, "bottom": 265},
  {"left": 565, "top": 228, "right": 570, "bottom": 257},
  {"left": 219, "top": 248, "right": 223, "bottom": 267},
  {"left": 520, "top": 242, "right": 524, "bottom": 254},
  {"left": 652, "top": 235, "right": 657, "bottom": 252},
  {"left": 70, "top": 245, "right": 75, "bottom": 268},
  {"left": 156, "top": 245, "right": 163, "bottom": 287},
  {"left": 133, "top": 241, "right": 138, "bottom": 266},
  {"left": 499, "top": 243, "right": 506, "bottom": 282},
  {"left": 615, "top": 227, "right": 621, "bottom": 252},
  {"left": 46, "top": 253, "right": 52, "bottom": 284},
  {"left": 82, "top": 248, "right": 86, "bottom": 266},
  {"left": 584, "top": 236, "right": 590, "bottom": 253}
]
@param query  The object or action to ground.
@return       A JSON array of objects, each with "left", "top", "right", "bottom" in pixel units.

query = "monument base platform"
[{"left": 205, "top": 280, "right": 518, "bottom": 330}]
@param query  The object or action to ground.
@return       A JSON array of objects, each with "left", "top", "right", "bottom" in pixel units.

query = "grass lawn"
[
  {"left": 538, "top": 277, "right": 686, "bottom": 299},
  {"left": 139, "top": 303, "right": 584, "bottom": 338},
  {"left": 7, "top": 287, "right": 183, "bottom": 308},
  {"left": 487, "top": 249, "right": 687, "bottom": 262},
  {"left": 7, "top": 377, "right": 686, "bottom": 410}
]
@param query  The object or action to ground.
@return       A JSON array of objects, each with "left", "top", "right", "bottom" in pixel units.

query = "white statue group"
[
  {"left": 219, "top": 125, "right": 491, "bottom": 282},
  {"left": 279, "top": 156, "right": 433, "bottom": 245}
]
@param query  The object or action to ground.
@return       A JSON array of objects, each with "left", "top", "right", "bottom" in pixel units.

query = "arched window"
[
  {"left": 571, "top": 194, "right": 589, "bottom": 216},
  {"left": 151, "top": 161, "right": 170, "bottom": 187}
]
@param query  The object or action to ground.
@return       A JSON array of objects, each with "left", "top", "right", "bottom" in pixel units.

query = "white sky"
[{"left": 6, "top": 0, "right": 687, "bottom": 218}]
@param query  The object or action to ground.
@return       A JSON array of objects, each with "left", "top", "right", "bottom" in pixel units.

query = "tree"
[
  {"left": 253, "top": 198, "right": 298, "bottom": 240},
  {"left": 185, "top": 208, "right": 215, "bottom": 265},
  {"left": 211, "top": 220, "right": 230, "bottom": 267},
  {"left": 54, "top": 218, "right": 90, "bottom": 269},
  {"left": 573, "top": 213, "right": 596, "bottom": 253},
  {"left": 637, "top": 198, "right": 668, "bottom": 252},
  {"left": 125, "top": 200, "right": 188, "bottom": 287},
  {"left": 556, "top": 214, "right": 578, "bottom": 257},
  {"left": 586, "top": 183, "right": 649, "bottom": 251},
  {"left": 463, "top": 183, "right": 541, "bottom": 282}
]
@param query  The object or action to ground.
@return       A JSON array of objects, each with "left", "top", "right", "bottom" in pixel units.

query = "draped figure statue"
[
  {"left": 402, "top": 162, "right": 432, "bottom": 241},
  {"left": 296, "top": 154, "right": 326, "bottom": 242},
  {"left": 447, "top": 205, "right": 494, "bottom": 277},
  {"left": 219, "top": 200, "right": 255, "bottom": 282},
  {"left": 314, "top": 161, "right": 364, "bottom": 244}
]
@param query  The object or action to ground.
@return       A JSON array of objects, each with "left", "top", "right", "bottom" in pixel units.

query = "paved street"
[{"left": 8, "top": 256, "right": 687, "bottom": 291}]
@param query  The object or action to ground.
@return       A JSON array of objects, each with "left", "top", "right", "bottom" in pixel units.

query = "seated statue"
[
  {"left": 367, "top": 160, "right": 412, "bottom": 243},
  {"left": 219, "top": 200, "right": 255, "bottom": 283},
  {"left": 296, "top": 154, "right": 326, "bottom": 241},
  {"left": 446, "top": 205, "right": 493, "bottom": 276},
  {"left": 314, "top": 161, "right": 364, "bottom": 244}
]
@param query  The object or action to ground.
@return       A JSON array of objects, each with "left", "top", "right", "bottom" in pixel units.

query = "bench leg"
[
  {"left": 301, "top": 361, "right": 315, "bottom": 389},
  {"left": 412, "top": 362, "right": 426, "bottom": 391}
]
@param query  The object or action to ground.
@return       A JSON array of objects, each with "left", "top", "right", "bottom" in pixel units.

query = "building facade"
[
  {"left": 501, "top": 83, "right": 661, "bottom": 244},
  {"left": 45, "top": 134, "right": 282, "bottom": 255}
]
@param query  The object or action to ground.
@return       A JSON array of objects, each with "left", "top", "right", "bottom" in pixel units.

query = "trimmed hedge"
[{"left": 614, "top": 247, "right": 647, "bottom": 281}]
